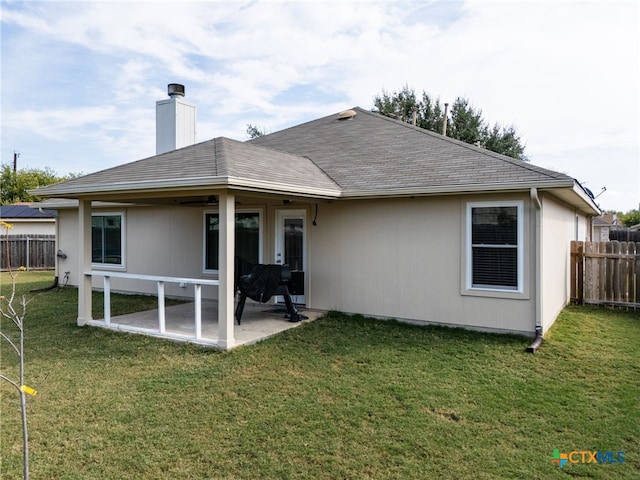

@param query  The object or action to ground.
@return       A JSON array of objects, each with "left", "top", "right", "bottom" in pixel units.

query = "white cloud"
[{"left": 1, "top": 0, "right": 638, "bottom": 211}]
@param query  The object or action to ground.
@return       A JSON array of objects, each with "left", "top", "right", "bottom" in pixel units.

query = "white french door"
[{"left": 275, "top": 209, "right": 306, "bottom": 304}]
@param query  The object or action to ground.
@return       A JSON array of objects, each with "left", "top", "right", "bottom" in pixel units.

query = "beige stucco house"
[
  {"left": 0, "top": 204, "right": 57, "bottom": 235},
  {"left": 33, "top": 97, "right": 600, "bottom": 349}
]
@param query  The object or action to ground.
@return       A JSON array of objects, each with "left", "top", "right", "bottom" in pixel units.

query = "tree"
[
  {"left": 373, "top": 84, "right": 421, "bottom": 123},
  {"left": 373, "top": 86, "right": 528, "bottom": 161},
  {"left": 619, "top": 209, "right": 640, "bottom": 227},
  {"left": 0, "top": 165, "right": 78, "bottom": 205},
  {"left": 246, "top": 124, "right": 267, "bottom": 139},
  {"left": 483, "top": 124, "right": 527, "bottom": 161},
  {"left": 447, "top": 97, "right": 484, "bottom": 145},
  {"left": 0, "top": 221, "right": 35, "bottom": 480}
]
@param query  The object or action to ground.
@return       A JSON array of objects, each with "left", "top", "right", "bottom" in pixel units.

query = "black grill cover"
[{"left": 238, "top": 264, "right": 287, "bottom": 303}]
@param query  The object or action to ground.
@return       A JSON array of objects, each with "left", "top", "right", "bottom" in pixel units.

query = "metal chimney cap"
[{"left": 167, "top": 83, "right": 185, "bottom": 98}]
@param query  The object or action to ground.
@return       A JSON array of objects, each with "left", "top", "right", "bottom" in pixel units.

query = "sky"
[{"left": 1, "top": 0, "right": 638, "bottom": 213}]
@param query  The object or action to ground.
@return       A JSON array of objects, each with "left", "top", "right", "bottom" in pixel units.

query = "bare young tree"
[{"left": 1, "top": 220, "right": 35, "bottom": 480}]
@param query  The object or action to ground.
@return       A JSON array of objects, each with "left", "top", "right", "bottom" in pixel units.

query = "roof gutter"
[
  {"left": 341, "top": 179, "right": 575, "bottom": 199},
  {"left": 30, "top": 176, "right": 342, "bottom": 200}
]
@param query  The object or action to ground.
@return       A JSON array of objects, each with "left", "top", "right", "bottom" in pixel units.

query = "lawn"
[{"left": 1, "top": 271, "right": 639, "bottom": 479}]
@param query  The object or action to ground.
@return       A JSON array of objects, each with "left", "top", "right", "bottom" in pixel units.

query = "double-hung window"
[
  {"left": 204, "top": 211, "right": 261, "bottom": 272},
  {"left": 92, "top": 213, "right": 124, "bottom": 267},
  {"left": 466, "top": 201, "right": 523, "bottom": 292}
]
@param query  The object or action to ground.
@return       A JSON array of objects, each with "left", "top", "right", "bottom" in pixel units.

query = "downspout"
[{"left": 526, "top": 187, "right": 543, "bottom": 352}]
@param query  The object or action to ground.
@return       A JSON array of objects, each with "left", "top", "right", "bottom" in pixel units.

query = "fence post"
[
  {"left": 635, "top": 242, "right": 640, "bottom": 305},
  {"left": 619, "top": 242, "right": 630, "bottom": 304},
  {"left": 577, "top": 242, "right": 584, "bottom": 304},
  {"left": 628, "top": 241, "right": 635, "bottom": 304},
  {"left": 571, "top": 241, "right": 584, "bottom": 304},
  {"left": 611, "top": 241, "right": 622, "bottom": 303},
  {"left": 584, "top": 242, "right": 598, "bottom": 303}
]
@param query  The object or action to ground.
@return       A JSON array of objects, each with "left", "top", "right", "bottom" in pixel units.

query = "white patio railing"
[{"left": 86, "top": 271, "right": 219, "bottom": 345}]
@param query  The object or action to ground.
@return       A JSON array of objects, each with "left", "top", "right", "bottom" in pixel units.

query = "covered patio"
[{"left": 89, "top": 298, "right": 324, "bottom": 348}]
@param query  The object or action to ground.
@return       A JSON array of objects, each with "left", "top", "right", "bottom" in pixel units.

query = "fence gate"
[
  {"left": 570, "top": 240, "right": 640, "bottom": 308},
  {"left": 0, "top": 235, "right": 56, "bottom": 271}
]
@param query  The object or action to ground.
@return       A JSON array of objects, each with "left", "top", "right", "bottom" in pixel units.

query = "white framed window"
[
  {"left": 92, "top": 212, "right": 125, "bottom": 268},
  {"left": 203, "top": 209, "right": 263, "bottom": 273},
  {"left": 466, "top": 201, "right": 523, "bottom": 292}
]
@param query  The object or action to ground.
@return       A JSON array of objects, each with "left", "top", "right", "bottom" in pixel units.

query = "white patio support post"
[
  {"left": 194, "top": 284, "right": 202, "bottom": 340},
  {"left": 157, "top": 281, "right": 166, "bottom": 334},
  {"left": 77, "top": 199, "right": 93, "bottom": 326},
  {"left": 217, "top": 191, "right": 235, "bottom": 349},
  {"left": 103, "top": 276, "right": 111, "bottom": 324}
]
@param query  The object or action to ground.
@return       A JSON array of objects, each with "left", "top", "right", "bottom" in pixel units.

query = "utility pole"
[{"left": 13, "top": 151, "right": 20, "bottom": 173}]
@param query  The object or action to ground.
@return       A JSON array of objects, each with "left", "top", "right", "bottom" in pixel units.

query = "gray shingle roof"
[
  {"left": 33, "top": 137, "right": 341, "bottom": 197},
  {"left": 34, "top": 106, "right": 580, "bottom": 201},
  {"left": 250, "top": 107, "right": 573, "bottom": 195}
]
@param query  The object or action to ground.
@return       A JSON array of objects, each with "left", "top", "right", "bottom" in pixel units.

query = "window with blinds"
[{"left": 467, "top": 202, "right": 523, "bottom": 292}]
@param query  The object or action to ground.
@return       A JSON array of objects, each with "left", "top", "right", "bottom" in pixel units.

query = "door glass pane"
[{"left": 284, "top": 218, "right": 303, "bottom": 270}]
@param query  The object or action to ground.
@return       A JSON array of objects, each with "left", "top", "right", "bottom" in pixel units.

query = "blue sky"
[{"left": 1, "top": 0, "right": 638, "bottom": 212}]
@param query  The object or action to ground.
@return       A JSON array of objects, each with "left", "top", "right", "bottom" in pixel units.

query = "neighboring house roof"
[
  {"left": 31, "top": 107, "right": 600, "bottom": 214},
  {"left": 593, "top": 213, "right": 617, "bottom": 227},
  {"left": 0, "top": 204, "right": 57, "bottom": 219}
]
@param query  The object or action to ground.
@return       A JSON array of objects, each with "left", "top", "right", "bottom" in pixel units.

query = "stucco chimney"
[{"left": 156, "top": 83, "right": 196, "bottom": 155}]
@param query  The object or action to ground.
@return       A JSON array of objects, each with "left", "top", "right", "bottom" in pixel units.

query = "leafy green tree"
[
  {"left": 0, "top": 165, "right": 78, "bottom": 205},
  {"left": 619, "top": 209, "right": 640, "bottom": 227},
  {"left": 483, "top": 124, "right": 527, "bottom": 161},
  {"left": 373, "top": 84, "right": 421, "bottom": 123},
  {"left": 447, "top": 97, "right": 484, "bottom": 145},
  {"left": 373, "top": 86, "right": 528, "bottom": 161},
  {"left": 416, "top": 91, "right": 445, "bottom": 133}
]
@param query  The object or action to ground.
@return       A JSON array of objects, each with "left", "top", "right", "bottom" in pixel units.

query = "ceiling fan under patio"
[{"left": 177, "top": 195, "right": 218, "bottom": 206}]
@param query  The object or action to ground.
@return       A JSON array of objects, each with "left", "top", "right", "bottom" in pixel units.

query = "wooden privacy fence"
[
  {"left": 571, "top": 241, "right": 640, "bottom": 308},
  {"left": 609, "top": 229, "right": 640, "bottom": 242},
  {"left": 0, "top": 235, "right": 56, "bottom": 271}
]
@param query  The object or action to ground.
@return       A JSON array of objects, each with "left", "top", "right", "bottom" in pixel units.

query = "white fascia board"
[
  {"left": 30, "top": 177, "right": 230, "bottom": 197},
  {"left": 5, "top": 218, "right": 55, "bottom": 223},
  {"left": 571, "top": 183, "right": 601, "bottom": 215},
  {"left": 340, "top": 179, "right": 575, "bottom": 199},
  {"left": 31, "top": 199, "right": 137, "bottom": 210},
  {"left": 32, "top": 176, "right": 342, "bottom": 200}
]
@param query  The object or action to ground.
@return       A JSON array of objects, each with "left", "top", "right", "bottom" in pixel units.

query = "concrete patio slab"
[{"left": 93, "top": 299, "right": 325, "bottom": 348}]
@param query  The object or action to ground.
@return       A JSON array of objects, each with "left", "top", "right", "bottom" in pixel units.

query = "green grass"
[{"left": 1, "top": 271, "right": 639, "bottom": 479}]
